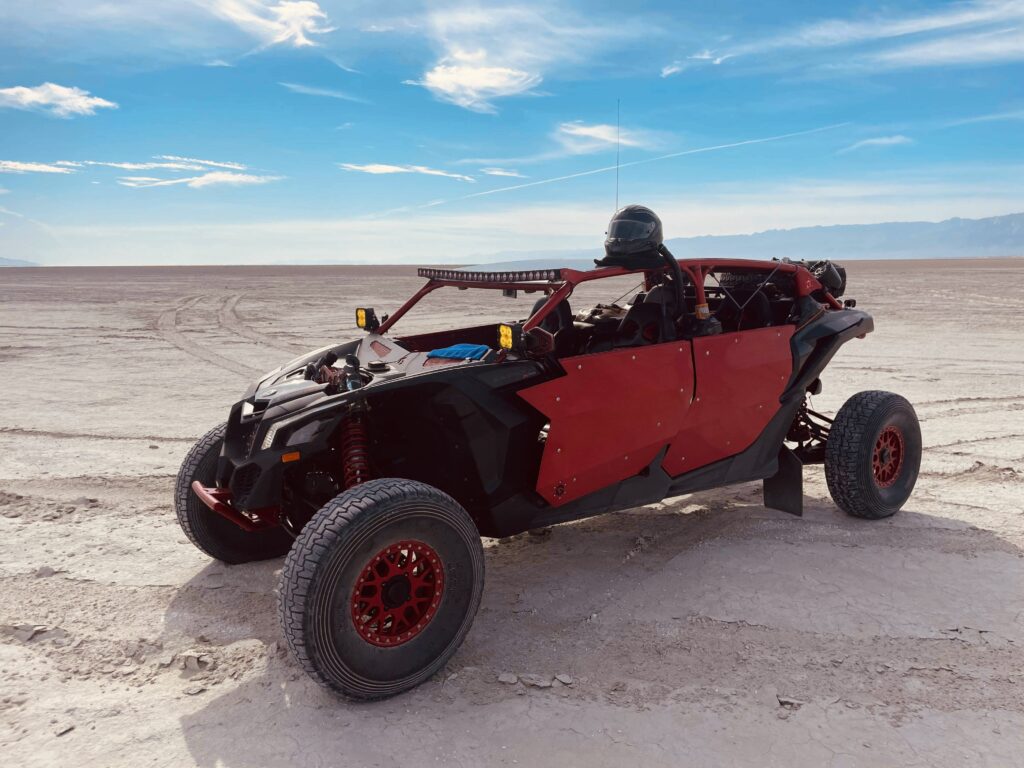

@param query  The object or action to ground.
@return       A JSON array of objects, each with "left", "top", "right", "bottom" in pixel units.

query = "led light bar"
[{"left": 417, "top": 267, "right": 563, "bottom": 283}]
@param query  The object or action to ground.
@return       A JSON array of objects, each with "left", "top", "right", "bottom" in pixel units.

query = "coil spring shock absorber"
[{"left": 340, "top": 410, "right": 371, "bottom": 489}]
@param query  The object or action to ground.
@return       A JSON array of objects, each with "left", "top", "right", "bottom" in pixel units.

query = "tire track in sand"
[
  {"left": 156, "top": 296, "right": 259, "bottom": 377},
  {"left": 0, "top": 427, "right": 195, "bottom": 443},
  {"left": 217, "top": 294, "right": 307, "bottom": 354},
  {"left": 927, "top": 432, "right": 1024, "bottom": 451}
]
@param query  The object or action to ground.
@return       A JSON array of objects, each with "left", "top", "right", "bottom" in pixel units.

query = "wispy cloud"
[
  {"left": 480, "top": 167, "right": 526, "bottom": 178},
  {"left": 942, "top": 108, "right": 1024, "bottom": 127},
  {"left": 68, "top": 160, "right": 209, "bottom": 171},
  {"left": 661, "top": 50, "right": 734, "bottom": 77},
  {"left": 839, "top": 135, "right": 914, "bottom": 153},
  {"left": 463, "top": 120, "right": 664, "bottom": 167},
  {"left": 556, "top": 121, "right": 654, "bottom": 153},
  {"left": 117, "top": 172, "right": 280, "bottom": 189},
  {"left": 326, "top": 56, "right": 361, "bottom": 74},
  {"left": 405, "top": 49, "right": 541, "bottom": 114},
  {"left": 208, "top": 0, "right": 334, "bottom": 49},
  {"left": 869, "top": 26, "right": 1024, "bottom": 68},
  {"left": 339, "top": 163, "right": 475, "bottom": 182},
  {"left": 1, "top": 156, "right": 259, "bottom": 189},
  {"left": 407, "top": 6, "right": 629, "bottom": 112},
  {"left": 156, "top": 155, "right": 248, "bottom": 170},
  {"left": 0, "top": 160, "right": 76, "bottom": 174},
  {"left": 279, "top": 82, "right": 367, "bottom": 102},
  {"left": 381, "top": 123, "right": 849, "bottom": 217},
  {"left": 770, "top": 1, "right": 1023, "bottom": 50},
  {"left": 716, "top": 0, "right": 1024, "bottom": 72},
  {"left": 0, "top": 83, "right": 117, "bottom": 118}
]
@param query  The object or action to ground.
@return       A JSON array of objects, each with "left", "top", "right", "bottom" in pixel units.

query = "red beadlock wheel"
[
  {"left": 351, "top": 541, "right": 444, "bottom": 647},
  {"left": 279, "top": 479, "right": 485, "bottom": 700},
  {"left": 825, "top": 391, "right": 921, "bottom": 520},
  {"left": 871, "top": 425, "right": 905, "bottom": 488}
]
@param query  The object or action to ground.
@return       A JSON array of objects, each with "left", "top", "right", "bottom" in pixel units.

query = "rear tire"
[
  {"left": 279, "top": 478, "right": 484, "bottom": 700},
  {"left": 825, "top": 391, "right": 921, "bottom": 519},
  {"left": 174, "top": 423, "right": 293, "bottom": 564}
]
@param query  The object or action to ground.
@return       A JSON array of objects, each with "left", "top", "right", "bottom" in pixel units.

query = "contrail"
[{"left": 367, "top": 122, "right": 849, "bottom": 219}]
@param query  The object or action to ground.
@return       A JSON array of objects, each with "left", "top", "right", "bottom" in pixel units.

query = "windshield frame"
[
  {"left": 375, "top": 259, "right": 821, "bottom": 336},
  {"left": 377, "top": 265, "right": 645, "bottom": 335}
]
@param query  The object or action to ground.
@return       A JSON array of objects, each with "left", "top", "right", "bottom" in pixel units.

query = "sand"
[{"left": 1, "top": 259, "right": 1022, "bottom": 767}]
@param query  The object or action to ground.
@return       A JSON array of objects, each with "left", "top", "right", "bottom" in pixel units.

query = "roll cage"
[{"left": 377, "top": 260, "right": 842, "bottom": 340}]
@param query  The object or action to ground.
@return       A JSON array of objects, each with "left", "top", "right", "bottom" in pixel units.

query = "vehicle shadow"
[{"left": 166, "top": 485, "right": 1024, "bottom": 768}]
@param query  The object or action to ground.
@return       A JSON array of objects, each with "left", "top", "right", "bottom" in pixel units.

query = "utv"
[{"left": 176, "top": 243, "right": 920, "bottom": 700}]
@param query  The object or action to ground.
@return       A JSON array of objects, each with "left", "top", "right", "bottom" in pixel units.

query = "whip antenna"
[{"left": 615, "top": 98, "right": 620, "bottom": 210}]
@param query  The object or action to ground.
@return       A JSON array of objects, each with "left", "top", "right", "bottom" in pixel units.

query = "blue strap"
[{"left": 426, "top": 343, "right": 491, "bottom": 360}]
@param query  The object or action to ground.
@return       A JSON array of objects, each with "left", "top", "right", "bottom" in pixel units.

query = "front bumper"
[{"left": 191, "top": 481, "right": 282, "bottom": 532}]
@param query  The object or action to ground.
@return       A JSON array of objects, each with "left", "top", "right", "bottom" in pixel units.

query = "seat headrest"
[{"left": 615, "top": 301, "right": 668, "bottom": 346}]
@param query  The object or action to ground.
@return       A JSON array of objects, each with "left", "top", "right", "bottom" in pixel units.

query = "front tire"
[
  {"left": 279, "top": 478, "right": 484, "bottom": 700},
  {"left": 174, "top": 423, "right": 292, "bottom": 564},
  {"left": 825, "top": 391, "right": 921, "bottom": 519}
]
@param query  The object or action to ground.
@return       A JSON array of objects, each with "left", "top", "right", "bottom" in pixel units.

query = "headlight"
[
  {"left": 261, "top": 421, "right": 284, "bottom": 450},
  {"left": 261, "top": 415, "right": 329, "bottom": 450}
]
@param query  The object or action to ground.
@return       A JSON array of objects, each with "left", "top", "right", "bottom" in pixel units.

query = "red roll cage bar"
[{"left": 377, "top": 260, "right": 839, "bottom": 336}]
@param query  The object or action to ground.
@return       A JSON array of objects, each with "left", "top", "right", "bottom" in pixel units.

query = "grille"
[{"left": 231, "top": 465, "right": 262, "bottom": 507}]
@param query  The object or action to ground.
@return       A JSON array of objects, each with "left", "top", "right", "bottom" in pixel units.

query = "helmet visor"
[{"left": 607, "top": 218, "right": 657, "bottom": 240}]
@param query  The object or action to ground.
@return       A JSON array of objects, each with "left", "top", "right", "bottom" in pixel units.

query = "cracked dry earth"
[{"left": 1, "top": 260, "right": 1022, "bottom": 767}]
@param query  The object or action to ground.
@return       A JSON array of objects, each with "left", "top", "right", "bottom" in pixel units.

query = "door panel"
[
  {"left": 661, "top": 326, "right": 794, "bottom": 477},
  {"left": 517, "top": 343, "right": 694, "bottom": 506}
]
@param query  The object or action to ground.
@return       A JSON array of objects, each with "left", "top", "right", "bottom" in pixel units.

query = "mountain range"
[
  {"left": 470, "top": 212, "right": 1024, "bottom": 266},
  {"left": 2, "top": 213, "right": 1022, "bottom": 267}
]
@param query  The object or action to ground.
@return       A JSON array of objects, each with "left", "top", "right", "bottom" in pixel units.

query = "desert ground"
[{"left": 1, "top": 259, "right": 1023, "bottom": 767}]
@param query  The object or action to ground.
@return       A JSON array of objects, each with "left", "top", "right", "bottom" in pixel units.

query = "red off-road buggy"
[{"left": 175, "top": 249, "right": 920, "bottom": 699}]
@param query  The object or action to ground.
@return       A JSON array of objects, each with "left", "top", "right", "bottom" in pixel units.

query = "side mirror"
[{"left": 523, "top": 327, "right": 554, "bottom": 356}]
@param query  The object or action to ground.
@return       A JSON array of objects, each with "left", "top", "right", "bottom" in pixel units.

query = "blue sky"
[{"left": 1, "top": 0, "right": 1022, "bottom": 264}]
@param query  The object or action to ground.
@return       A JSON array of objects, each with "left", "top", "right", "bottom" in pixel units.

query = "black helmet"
[{"left": 604, "top": 204, "right": 663, "bottom": 259}]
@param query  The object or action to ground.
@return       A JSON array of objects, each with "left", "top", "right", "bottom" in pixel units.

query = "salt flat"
[{"left": 1, "top": 259, "right": 1022, "bottom": 767}]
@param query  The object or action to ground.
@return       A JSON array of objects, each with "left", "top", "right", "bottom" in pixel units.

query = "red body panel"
[
  {"left": 372, "top": 260, "right": 822, "bottom": 509},
  {"left": 517, "top": 343, "right": 695, "bottom": 506},
  {"left": 661, "top": 326, "right": 795, "bottom": 476}
]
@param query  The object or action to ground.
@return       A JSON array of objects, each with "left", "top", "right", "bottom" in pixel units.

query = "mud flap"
[{"left": 763, "top": 447, "right": 803, "bottom": 516}]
